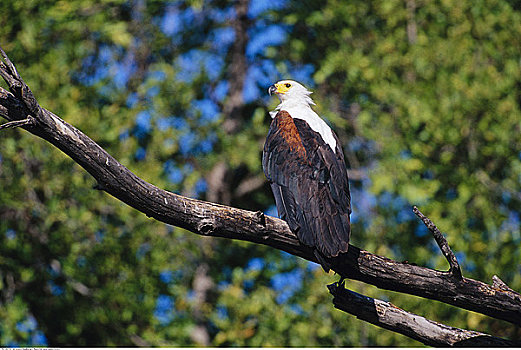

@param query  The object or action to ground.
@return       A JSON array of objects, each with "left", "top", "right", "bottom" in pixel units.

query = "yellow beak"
[{"left": 268, "top": 83, "right": 291, "bottom": 96}]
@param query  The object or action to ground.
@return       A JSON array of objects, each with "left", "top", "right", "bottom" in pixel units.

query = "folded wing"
[{"left": 262, "top": 111, "right": 351, "bottom": 270}]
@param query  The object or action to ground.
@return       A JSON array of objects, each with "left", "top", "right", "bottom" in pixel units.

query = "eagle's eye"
[{"left": 285, "top": 83, "right": 291, "bottom": 88}]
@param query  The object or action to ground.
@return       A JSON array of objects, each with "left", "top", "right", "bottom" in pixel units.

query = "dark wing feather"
[
  {"left": 263, "top": 111, "right": 351, "bottom": 270},
  {"left": 263, "top": 113, "right": 314, "bottom": 244},
  {"left": 294, "top": 118, "right": 351, "bottom": 258}
]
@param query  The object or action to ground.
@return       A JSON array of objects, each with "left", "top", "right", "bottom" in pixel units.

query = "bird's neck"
[
  {"left": 280, "top": 94, "right": 315, "bottom": 109},
  {"left": 271, "top": 96, "right": 314, "bottom": 118}
]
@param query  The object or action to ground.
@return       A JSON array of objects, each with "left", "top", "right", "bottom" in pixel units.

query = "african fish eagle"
[{"left": 262, "top": 80, "right": 351, "bottom": 271}]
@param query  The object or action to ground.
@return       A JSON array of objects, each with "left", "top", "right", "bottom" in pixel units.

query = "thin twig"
[
  {"left": 0, "top": 46, "right": 21, "bottom": 90},
  {"left": 0, "top": 117, "right": 33, "bottom": 131},
  {"left": 412, "top": 206, "right": 463, "bottom": 280},
  {"left": 0, "top": 45, "right": 21, "bottom": 79}
]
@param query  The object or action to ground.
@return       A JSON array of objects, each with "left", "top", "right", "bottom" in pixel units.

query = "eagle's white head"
[{"left": 268, "top": 80, "right": 315, "bottom": 107}]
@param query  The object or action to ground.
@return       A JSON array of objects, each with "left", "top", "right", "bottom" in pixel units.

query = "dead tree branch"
[
  {"left": 1, "top": 47, "right": 520, "bottom": 344},
  {"left": 328, "top": 283, "right": 519, "bottom": 347}
]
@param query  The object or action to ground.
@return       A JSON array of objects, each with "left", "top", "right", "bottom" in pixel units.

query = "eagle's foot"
[{"left": 335, "top": 275, "right": 346, "bottom": 289}]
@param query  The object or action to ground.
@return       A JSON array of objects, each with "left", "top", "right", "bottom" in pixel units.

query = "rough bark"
[
  {"left": 328, "top": 283, "right": 519, "bottom": 347},
  {"left": 1, "top": 47, "right": 520, "bottom": 345}
]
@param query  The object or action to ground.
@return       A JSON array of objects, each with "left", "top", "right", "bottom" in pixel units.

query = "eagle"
[{"left": 262, "top": 80, "right": 351, "bottom": 272}]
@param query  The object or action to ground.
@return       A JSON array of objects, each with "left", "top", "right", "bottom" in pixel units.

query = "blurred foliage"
[{"left": 0, "top": 0, "right": 520, "bottom": 346}]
